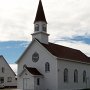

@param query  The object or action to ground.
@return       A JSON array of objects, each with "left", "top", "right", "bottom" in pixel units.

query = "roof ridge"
[
  {"left": 40, "top": 41, "right": 90, "bottom": 62},
  {"left": 48, "top": 42, "right": 80, "bottom": 52}
]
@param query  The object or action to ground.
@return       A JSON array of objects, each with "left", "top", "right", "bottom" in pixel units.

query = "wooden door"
[{"left": 23, "top": 78, "right": 30, "bottom": 90}]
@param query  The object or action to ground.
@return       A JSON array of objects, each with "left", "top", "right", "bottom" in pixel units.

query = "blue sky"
[
  {"left": 0, "top": 0, "right": 90, "bottom": 66},
  {"left": 0, "top": 41, "right": 29, "bottom": 63}
]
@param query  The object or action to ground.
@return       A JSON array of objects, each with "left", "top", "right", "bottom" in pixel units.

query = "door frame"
[{"left": 23, "top": 78, "right": 30, "bottom": 90}]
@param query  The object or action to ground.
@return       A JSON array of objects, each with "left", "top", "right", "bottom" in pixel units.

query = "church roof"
[
  {"left": 34, "top": 0, "right": 47, "bottom": 23},
  {"left": 41, "top": 42, "right": 90, "bottom": 63},
  {"left": 16, "top": 39, "right": 90, "bottom": 64},
  {"left": 26, "top": 67, "right": 42, "bottom": 75}
]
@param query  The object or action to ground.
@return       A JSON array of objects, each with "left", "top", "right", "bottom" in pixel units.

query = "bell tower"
[{"left": 31, "top": 0, "right": 49, "bottom": 44}]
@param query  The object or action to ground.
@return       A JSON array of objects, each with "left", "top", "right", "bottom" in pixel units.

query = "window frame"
[
  {"left": 74, "top": 69, "right": 78, "bottom": 83},
  {"left": 37, "top": 78, "right": 40, "bottom": 85},
  {"left": 45, "top": 62, "right": 50, "bottom": 72},
  {"left": 0, "top": 77, "right": 4, "bottom": 84},
  {"left": 2, "top": 67, "right": 5, "bottom": 73},
  {"left": 7, "top": 77, "right": 12, "bottom": 82},
  {"left": 35, "top": 24, "right": 39, "bottom": 31},
  {"left": 42, "top": 24, "right": 46, "bottom": 32},
  {"left": 83, "top": 70, "right": 86, "bottom": 83},
  {"left": 64, "top": 68, "right": 68, "bottom": 83}
]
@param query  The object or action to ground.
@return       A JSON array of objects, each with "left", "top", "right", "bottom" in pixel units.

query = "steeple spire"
[
  {"left": 34, "top": 0, "right": 47, "bottom": 23},
  {"left": 32, "top": 0, "right": 49, "bottom": 44}
]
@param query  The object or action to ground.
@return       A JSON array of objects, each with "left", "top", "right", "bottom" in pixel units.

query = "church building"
[{"left": 17, "top": 0, "right": 90, "bottom": 90}]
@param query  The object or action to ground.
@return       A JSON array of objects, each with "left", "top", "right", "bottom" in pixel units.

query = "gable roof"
[
  {"left": 0, "top": 55, "right": 16, "bottom": 76},
  {"left": 41, "top": 42, "right": 90, "bottom": 63},
  {"left": 16, "top": 39, "right": 90, "bottom": 64},
  {"left": 26, "top": 67, "right": 42, "bottom": 76}
]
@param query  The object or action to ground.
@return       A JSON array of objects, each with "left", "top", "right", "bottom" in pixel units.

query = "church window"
[
  {"left": 37, "top": 78, "right": 40, "bottom": 85},
  {"left": 83, "top": 70, "right": 86, "bottom": 83},
  {"left": 64, "top": 68, "right": 68, "bottom": 83},
  {"left": 45, "top": 62, "right": 50, "bottom": 72},
  {"left": 74, "top": 69, "right": 78, "bottom": 83},
  {"left": 35, "top": 24, "right": 39, "bottom": 31},
  {"left": 42, "top": 24, "right": 46, "bottom": 32},
  {"left": 2, "top": 67, "right": 5, "bottom": 73},
  {"left": 0, "top": 77, "right": 4, "bottom": 84}
]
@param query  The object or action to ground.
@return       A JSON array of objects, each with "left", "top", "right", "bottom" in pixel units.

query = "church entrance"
[{"left": 23, "top": 78, "right": 30, "bottom": 90}]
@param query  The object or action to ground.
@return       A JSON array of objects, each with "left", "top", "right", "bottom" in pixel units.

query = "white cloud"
[
  {"left": 10, "top": 64, "right": 17, "bottom": 75},
  {"left": 0, "top": 0, "right": 90, "bottom": 56},
  {"left": 0, "top": 0, "right": 89, "bottom": 41}
]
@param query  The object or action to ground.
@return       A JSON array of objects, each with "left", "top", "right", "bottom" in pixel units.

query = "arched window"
[
  {"left": 35, "top": 24, "right": 39, "bottom": 31},
  {"left": 42, "top": 24, "right": 46, "bottom": 32},
  {"left": 45, "top": 62, "right": 50, "bottom": 72},
  {"left": 83, "top": 70, "right": 86, "bottom": 83},
  {"left": 74, "top": 69, "right": 78, "bottom": 83},
  {"left": 64, "top": 68, "right": 68, "bottom": 82}
]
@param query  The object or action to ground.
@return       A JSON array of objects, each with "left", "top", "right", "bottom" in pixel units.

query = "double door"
[{"left": 23, "top": 78, "right": 30, "bottom": 90}]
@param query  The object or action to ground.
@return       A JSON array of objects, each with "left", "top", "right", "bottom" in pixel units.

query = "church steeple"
[
  {"left": 34, "top": 0, "right": 47, "bottom": 23},
  {"left": 32, "top": 0, "right": 49, "bottom": 44}
]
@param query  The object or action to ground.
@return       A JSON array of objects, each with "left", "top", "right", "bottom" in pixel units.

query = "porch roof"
[{"left": 26, "top": 67, "right": 43, "bottom": 76}]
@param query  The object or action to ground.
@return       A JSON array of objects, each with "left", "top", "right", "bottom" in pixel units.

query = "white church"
[{"left": 17, "top": 0, "right": 90, "bottom": 90}]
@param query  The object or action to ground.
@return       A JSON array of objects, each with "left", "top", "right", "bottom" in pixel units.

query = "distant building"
[
  {"left": 0, "top": 55, "right": 17, "bottom": 88},
  {"left": 17, "top": 0, "right": 90, "bottom": 90}
]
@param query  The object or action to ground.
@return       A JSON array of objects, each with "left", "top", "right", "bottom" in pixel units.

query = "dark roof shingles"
[
  {"left": 34, "top": 0, "right": 47, "bottom": 23},
  {"left": 41, "top": 42, "right": 90, "bottom": 63},
  {"left": 26, "top": 67, "right": 42, "bottom": 75}
]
